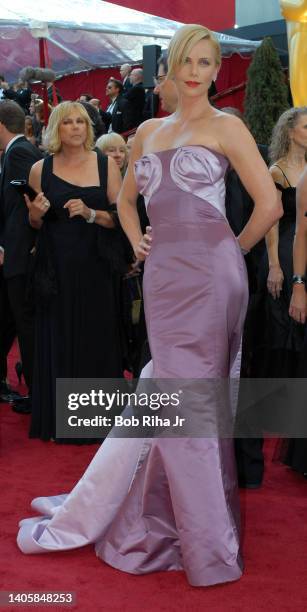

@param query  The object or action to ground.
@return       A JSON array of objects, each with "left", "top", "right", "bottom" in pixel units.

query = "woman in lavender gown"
[{"left": 17, "top": 25, "right": 281, "bottom": 587}]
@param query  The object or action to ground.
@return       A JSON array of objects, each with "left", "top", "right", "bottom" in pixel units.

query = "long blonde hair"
[
  {"left": 44, "top": 101, "right": 94, "bottom": 153},
  {"left": 269, "top": 106, "right": 307, "bottom": 163},
  {"left": 167, "top": 24, "right": 221, "bottom": 79}
]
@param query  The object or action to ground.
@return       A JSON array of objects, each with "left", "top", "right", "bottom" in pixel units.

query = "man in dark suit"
[
  {"left": 119, "top": 64, "right": 133, "bottom": 93},
  {"left": 2, "top": 79, "right": 32, "bottom": 114},
  {"left": 0, "top": 222, "right": 17, "bottom": 402},
  {"left": 124, "top": 69, "right": 146, "bottom": 129},
  {"left": 104, "top": 79, "right": 131, "bottom": 134},
  {"left": 222, "top": 107, "right": 269, "bottom": 489},
  {"left": 225, "top": 159, "right": 266, "bottom": 488},
  {"left": 0, "top": 100, "right": 42, "bottom": 413}
]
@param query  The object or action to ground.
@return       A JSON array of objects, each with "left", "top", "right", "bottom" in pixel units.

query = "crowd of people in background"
[
  {"left": 0, "top": 64, "right": 147, "bottom": 152},
  {"left": 1, "top": 54, "right": 307, "bottom": 484}
]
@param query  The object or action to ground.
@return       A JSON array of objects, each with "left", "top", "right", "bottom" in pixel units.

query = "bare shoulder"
[
  {"left": 129, "top": 118, "right": 167, "bottom": 161},
  {"left": 209, "top": 110, "right": 259, "bottom": 158},
  {"left": 30, "top": 158, "right": 44, "bottom": 177},
  {"left": 29, "top": 158, "right": 44, "bottom": 190},
  {"left": 269, "top": 161, "right": 285, "bottom": 186},
  {"left": 135, "top": 117, "right": 166, "bottom": 143},
  {"left": 212, "top": 110, "right": 247, "bottom": 135}
]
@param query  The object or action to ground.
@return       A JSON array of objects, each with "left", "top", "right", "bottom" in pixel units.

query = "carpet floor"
[{"left": 1, "top": 351, "right": 307, "bottom": 611}]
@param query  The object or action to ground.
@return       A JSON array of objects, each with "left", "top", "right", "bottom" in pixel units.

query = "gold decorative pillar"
[{"left": 280, "top": 0, "right": 307, "bottom": 105}]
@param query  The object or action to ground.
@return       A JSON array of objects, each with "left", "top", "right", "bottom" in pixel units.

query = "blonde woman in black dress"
[
  {"left": 25, "top": 101, "right": 124, "bottom": 441},
  {"left": 254, "top": 107, "right": 307, "bottom": 377}
]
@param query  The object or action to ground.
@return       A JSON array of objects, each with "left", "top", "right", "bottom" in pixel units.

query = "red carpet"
[{"left": 1, "top": 351, "right": 307, "bottom": 610}]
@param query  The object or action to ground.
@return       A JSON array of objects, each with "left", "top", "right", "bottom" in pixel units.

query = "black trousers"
[
  {"left": 6, "top": 274, "right": 34, "bottom": 390},
  {"left": 0, "top": 268, "right": 16, "bottom": 381},
  {"left": 235, "top": 438, "right": 264, "bottom": 485}
]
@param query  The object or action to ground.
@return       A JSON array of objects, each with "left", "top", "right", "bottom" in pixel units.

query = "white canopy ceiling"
[{"left": 0, "top": 0, "right": 261, "bottom": 82}]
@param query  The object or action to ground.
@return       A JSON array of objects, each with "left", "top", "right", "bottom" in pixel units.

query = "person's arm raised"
[{"left": 218, "top": 114, "right": 283, "bottom": 251}]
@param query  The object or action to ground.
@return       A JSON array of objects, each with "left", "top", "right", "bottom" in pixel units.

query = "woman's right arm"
[
  {"left": 25, "top": 160, "right": 47, "bottom": 230},
  {"left": 289, "top": 168, "right": 307, "bottom": 323},
  {"left": 218, "top": 114, "right": 283, "bottom": 251},
  {"left": 117, "top": 123, "right": 153, "bottom": 260},
  {"left": 265, "top": 166, "right": 284, "bottom": 299}
]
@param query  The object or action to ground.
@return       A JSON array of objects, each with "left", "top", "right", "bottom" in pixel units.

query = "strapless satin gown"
[{"left": 17, "top": 146, "right": 248, "bottom": 587}]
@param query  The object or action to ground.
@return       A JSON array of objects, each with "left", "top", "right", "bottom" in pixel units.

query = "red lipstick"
[{"left": 185, "top": 81, "right": 200, "bottom": 88}]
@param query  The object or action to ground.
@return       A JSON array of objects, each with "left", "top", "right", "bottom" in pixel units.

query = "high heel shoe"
[{"left": 15, "top": 361, "right": 23, "bottom": 384}]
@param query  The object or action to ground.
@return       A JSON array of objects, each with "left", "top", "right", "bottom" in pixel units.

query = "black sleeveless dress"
[
  {"left": 276, "top": 174, "right": 307, "bottom": 476},
  {"left": 251, "top": 175, "right": 305, "bottom": 377},
  {"left": 30, "top": 151, "right": 124, "bottom": 441}
]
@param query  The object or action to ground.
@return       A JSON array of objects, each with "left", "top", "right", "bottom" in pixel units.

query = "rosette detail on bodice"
[
  {"left": 134, "top": 145, "right": 228, "bottom": 217},
  {"left": 134, "top": 153, "right": 162, "bottom": 207}
]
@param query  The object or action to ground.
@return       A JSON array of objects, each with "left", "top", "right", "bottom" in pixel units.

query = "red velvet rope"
[
  {"left": 211, "top": 81, "right": 246, "bottom": 101},
  {"left": 121, "top": 127, "right": 138, "bottom": 139},
  {"left": 38, "top": 39, "right": 49, "bottom": 127}
]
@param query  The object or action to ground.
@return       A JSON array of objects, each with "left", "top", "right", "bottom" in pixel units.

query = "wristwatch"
[
  {"left": 86, "top": 208, "right": 96, "bottom": 224},
  {"left": 292, "top": 274, "right": 306, "bottom": 285}
]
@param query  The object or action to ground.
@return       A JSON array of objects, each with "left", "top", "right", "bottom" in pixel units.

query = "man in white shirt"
[{"left": 104, "top": 79, "right": 131, "bottom": 134}]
